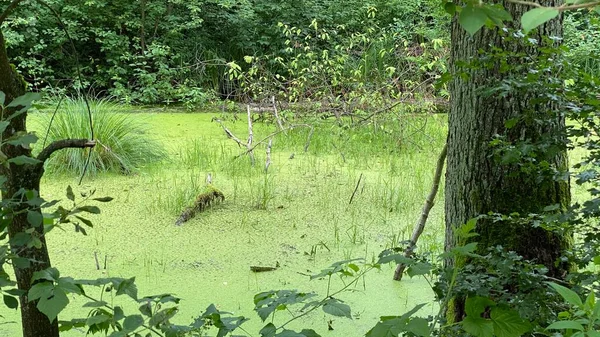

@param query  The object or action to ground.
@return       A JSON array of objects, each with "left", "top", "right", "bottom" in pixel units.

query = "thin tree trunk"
[{"left": 445, "top": 0, "right": 570, "bottom": 322}]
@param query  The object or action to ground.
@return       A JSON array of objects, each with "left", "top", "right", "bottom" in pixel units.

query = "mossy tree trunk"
[
  {"left": 445, "top": 0, "right": 570, "bottom": 321},
  {"left": 0, "top": 30, "right": 60, "bottom": 337},
  {"left": 1, "top": 20, "right": 94, "bottom": 335}
]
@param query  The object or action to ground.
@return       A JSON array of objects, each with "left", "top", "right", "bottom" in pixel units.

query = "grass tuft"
[{"left": 37, "top": 96, "right": 166, "bottom": 175}]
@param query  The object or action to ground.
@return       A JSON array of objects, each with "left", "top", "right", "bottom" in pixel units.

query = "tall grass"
[
  {"left": 37, "top": 96, "right": 166, "bottom": 175},
  {"left": 148, "top": 173, "right": 206, "bottom": 215}
]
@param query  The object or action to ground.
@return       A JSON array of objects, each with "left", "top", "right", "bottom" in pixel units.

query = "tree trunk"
[
  {"left": 0, "top": 31, "right": 60, "bottom": 337},
  {"left": 445, "top": 1, "right": 570, "bottom": 321}
]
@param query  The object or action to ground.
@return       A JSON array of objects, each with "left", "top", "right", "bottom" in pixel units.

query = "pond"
[{"left": 1, "top": 110, "right": 448, "bottom": 336}]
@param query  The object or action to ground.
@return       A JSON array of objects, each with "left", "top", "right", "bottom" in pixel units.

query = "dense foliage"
[{"left": 2, "top": 0, "right": 448, "bottom": 104}]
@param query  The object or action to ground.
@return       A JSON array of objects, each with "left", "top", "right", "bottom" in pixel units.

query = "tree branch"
[
  {"left": 0, "top": 0, "right": 24, "bottom": 25},
  {"left": 37, "top": 139, "right": 96, "bottom": 163},
  {"left": 507, "top": 0, "right": 600, "bottom": 11},
  {"left": 394, "top": 143, "right": 447, "bottom": 281}
]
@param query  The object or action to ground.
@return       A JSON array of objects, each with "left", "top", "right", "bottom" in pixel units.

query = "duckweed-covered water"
[{"left": 1, "top": 112, "right": 448, "bottom": 336}]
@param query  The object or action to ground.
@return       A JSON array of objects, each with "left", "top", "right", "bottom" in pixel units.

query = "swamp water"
[{"left": 1, "top": 112, "right": 448, "bottom": 336}]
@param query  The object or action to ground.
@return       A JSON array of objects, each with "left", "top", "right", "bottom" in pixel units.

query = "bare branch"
[
  {"left": 394, "top": 143, "right": 447, "bottom": 281},
  {"left": 37, "top": 139, "right": 96, "bottom": 163},
  {"left": 213, "top": 118, "right": 245, "bottom": 147},
  {"left": 247, "top": 105, "right": 255, "bottom": 165},
  {"left": 265, "top": 138, "right": 272, "bottom": 172},
  {"left": 272, "top": 96, "right": 285, "bottom": 132},
  {"left": 508, "top": 0, "right": 600, "bottom": 11},
  {"left": 235, "top": 124, "right": 313, "bottom": 159}
]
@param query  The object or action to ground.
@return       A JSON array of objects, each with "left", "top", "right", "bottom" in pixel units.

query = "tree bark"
[
  {"left": 0, "top": 31, "right": 60, "bottom": 337},
  {"left": 445, "top": 0, "right": 570, "bottom": 321}
]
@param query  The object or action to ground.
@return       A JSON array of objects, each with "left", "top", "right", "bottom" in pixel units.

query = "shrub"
[{"left": 36, "top": 96, "right": 166, "bottom": 175}]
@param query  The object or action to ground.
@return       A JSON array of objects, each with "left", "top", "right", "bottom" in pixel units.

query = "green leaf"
[
  {"left": 451, "top": 242, "right": 478, "bottom": 256},
  {"left": 36, "top": 286, "right": 69, "bottom": 322},
  {"left": 86, "top": 314, "right": 111, "bottom": 325},
  {"left": 322, "top": 298, "right": 351, "bottom": 318},
  {"left": 0, "top": 121, "right": 9, "bottom": 134},
  {"left": 481, "top": 4, "right": 513, "bottom": 25},
  {"left": 66, "top": 186, "right": 75, "bottom": 202},
  {"left": 27, "top": 210, "right": 43, "bottom": 227},
  {"left": 6, "top": 133, "right": 38, "bottom": 149},
  {"left": 75, "top": 205, "right": 101, "bottom": 214},
  {"left": 0, "top": 91, "right": 5, "bottom": 105},
  {"left": 459, "top": 5, "right": 488, "bottom": 36},
  {"left": 7, "top": 92, "right": 41, "bottom": 110},
  {"left": 113, "top": 306, "right": 125, "bottom": 321},
  {"left": 149, "top": 307, "right": 178, "bottom": 327},
  {"left": 29, "top": 282, "right": 54, "bottom": 301},
  {"left": 275, "top": 330, "right": 305, "bottom": 337},
  {"left": 547, "top": 282, "right": 583, "bottom": 308},
  {"left": 593, "top": 296, "right": 600, "bottom": 320},
  {"left": 465, "top": 296, "right": 495, "bottom": 318},
  {"left": 57, "top": 277, "right": 83, "bottom": 295},
  {"left": 521, "top": 8, "right": 559, "bottom": 33},
  {"left": 546, "top": 320, "right": 585, "bottom": 331},
  {"left": 8, "top": 155, "right": 41, "bottom": 166},
  {"left": 587, "top": 331, "right": 600, "bottom": 337},
  {"left": 3, "top": 294, "right": 18, "bottom": 309},
  {"left": 504, "top": 118, "right": 519, "bottom": 129},
  {"left": 75, "top": 216, "right": 93, "bottom": 228},
  {"left": 406, "top": 317, "right": 430, "bottom": 336},
  {"left": 490, "top": 307, "right": 531, "bottom": 337},
  {"left": 348, "top": 263, "right": 359, "bottom": 272},
  {"left": 83, "top": 301, "right": 108, "bottom": 307},
  {"left": 115, "top": 277, "right": 138, "bottom": 300},
  {"left": 260, "top": 323, "right": 277, "bottom": 337},
  {"left": 366, "top": 317, "right": 406, "bottom": 337},
  {"left": 123, "top": 315, "right": 144, "bottom": 332},
  {"left": 377, "top": 253, "right": 413, "bottom": 265},
  {"left": 32, "top": 268, "right": 60, "bottom": 282},
  {"left": 406, "top": 262, "right": 433, "bottom": 277},
  {"left": 139, "top": 302, "right": 152, "bottom": 317},
  {"left": 299, "top": 329, "right": 320, "bottom": 337},
  {"left": 462, "top": 316, "right": 494, "bottom": 337},
  {"left": 444, "top": 2, "right": 456, "bottom": 15},
  {"left": 585, "top": 291, "right": 595, "bottom": 311}
]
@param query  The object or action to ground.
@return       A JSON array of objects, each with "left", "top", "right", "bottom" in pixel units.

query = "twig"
[
  {"left": 37, "top": 139, "right": 96, "bottom": 163},
  {"left": 94, "top": 252, "right": 100, "bottom": 270},
  {"left": 304, "top": 126, "right": 314, "bottom": 153},
  {"left": 348, "top": 173, "right": 363, "bottom": 205},
  {"left": 235, "top": 124, "right": 313, "bottom": 159},
  {"left": 508, "top": 0, "right": 600, "bottom": 11},
  {"left": 265, "top": 139, "right": 272, "bottom": 172},
  {"left": 213, "top": 119, "right": 245, "bottom": 147},
  {"left": 394, "top": 143, "right": 447, "bottom": 281},
  {"left": 272, "top": 96, "right": 285, "bottom": 132},
  {"left": 247, "top": 105, "right": 255, "bottom": 165},
  {"left": 278, "top": 266, "right": 374, "bottom": 331}
]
